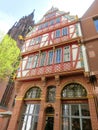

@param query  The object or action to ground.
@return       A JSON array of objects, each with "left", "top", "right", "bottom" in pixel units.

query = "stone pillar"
[{"left": 7, "top": 96, "right": 23, "bottom": 130}]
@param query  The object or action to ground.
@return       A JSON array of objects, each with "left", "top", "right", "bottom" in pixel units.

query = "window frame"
[
  {"left": 55, "top": 29, "right": 61, "bottom": 38},
  {"left": 62, "top": 27, "right": 68, "bottom": 36},
  {"left": 55, "top": 48, "right": 62, "bottom": 64},
  {"left": 63, "top": 46, "right": 70, "bottom": 62}
]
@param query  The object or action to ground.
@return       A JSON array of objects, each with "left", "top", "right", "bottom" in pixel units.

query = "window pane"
[
  {"left": 35, "top": 36, "right": 41, "bottom": 44},
  {"left": 82, "top": 119, "right": 92, "bottom": 130},
  {"left": 62, "top": 104, "right": 69, "bottom": 116},
  {"left": 26, "top": 56, "right": 33, "bottom": 69},
  {"left": 20, "top": 104, "right": 40, "bottom": 130},
  {"left": 64, "top": 46, "right": 70, "bottom": 62},
  {"left": 47, "top": 87, "right": 56, "bottom": 102},
  {"left": 48, "top": 51, "right": 53, "bottom": 65},
  {"left": 56, "top": 17, "right": 60, "bottom": 23},
  {"left": 71, "top": 105, "right": 79, "bottom": 116},
  {"left": 40, "top": 52, "right": 46, "bottom": 66},
  {"left": 25, "top": 87, "right": 41, "bottom": 98},
  {"left": 62, "top": 27, "right": 68, "bottom": 36},
  {"left": 32, "top": 54, "right": 39, "bottom": 68},
  {"left": 94, "top": 19, "right": 98, "bottom": 32},
  {"left": 50, "top": 20, "right": 54, "bottom": 26},
  {"left": 56, "top": 48, "right": 61, "bottom": 63},
  {"left": 55, "top": 30, "right": 60, "bottom": 38},
  {"left": 62, "top": 118, "right": 69, "bottom": 130},
  {"left": 30, "top": 39, "right": 35, "bottom": 46},
  {"left": 72, "top": 118, "right": 80, "bottom": 130},
  {"left": 81, "top": 104, "right": 90, "bottom": 116}
]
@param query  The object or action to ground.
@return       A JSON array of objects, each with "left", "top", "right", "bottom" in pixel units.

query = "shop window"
[
  {"left": 48, "top": 50, "right": 54, "bottom": 65},
  {"left": 93, "top": 18, "right": 98, "bottom": 32},
  {"left": 25, "top": 87, "right": 41, "bottom": 99},
  {"left": 55, "top": 29, "right": 61, "bottom": 38},
  {"left": 62, "top": 83, "right": 87, "bottom": 98},
  {"left": 46, "top": 86, "right": 56, "bottom": 102},
  {"left": 62, "top": 27, "right": 68, "bottom": 36},
  {"left": 26, "top": 56, "right": 33, "bottom": 69},
  {"left": 63, "top": 46, "right": 70, "bottom": 62},
  {"left": 55, "top": 48, "right": 62, "bottom": 63}
]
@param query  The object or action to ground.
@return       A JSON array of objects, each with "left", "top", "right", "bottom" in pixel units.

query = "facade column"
[
  {"left": 37, "top": 77, "right": 46, "bottom": 130},
  {"left": 7, "top": 96, "right": 23, "bottom": 130},
  {"left": 88, "top": 94, "right": 98, "bottom": 130},
  {"left": 54, "top": 75, "right": 61, "bottom": 130}
]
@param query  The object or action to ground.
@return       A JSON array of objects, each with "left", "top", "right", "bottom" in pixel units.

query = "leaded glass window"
[
  {"left": 62, "top": 83, "right": 87, "bottom": 98},
  {"left": 47, "top": 86, "right": 56, "bottom": 102},
  {"left": 25, "top": 87, "right": 41, "bottom": 99}
]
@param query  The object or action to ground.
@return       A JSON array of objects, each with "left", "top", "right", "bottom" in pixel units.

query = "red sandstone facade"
[{"left": 0, "top": 1, "right": 98, "bottom": 130}]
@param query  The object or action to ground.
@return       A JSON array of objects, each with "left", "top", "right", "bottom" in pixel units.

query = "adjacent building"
[{"left": 7, "top": 6, "right": 98, "bottom": 130}]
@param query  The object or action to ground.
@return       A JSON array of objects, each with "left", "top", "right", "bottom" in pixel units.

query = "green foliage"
[{"left": 0, "top": 34, "right": 20, "bottom": 79}]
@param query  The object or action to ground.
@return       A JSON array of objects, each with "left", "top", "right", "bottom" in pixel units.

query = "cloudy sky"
[{"left": 0, "top": 0, "right": 94, "bottom": 33}]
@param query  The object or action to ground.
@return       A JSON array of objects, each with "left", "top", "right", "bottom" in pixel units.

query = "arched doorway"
[
  {"left": 61, "top": 83, "right": 92, "bottom": 130},
  {"left": 44, "top": 107, "right": 54, "bottom": 130}
]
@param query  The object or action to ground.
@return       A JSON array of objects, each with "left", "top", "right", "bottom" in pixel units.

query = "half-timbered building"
[{"left": 7, "top": 7, "right": 98, "bottom": 130}]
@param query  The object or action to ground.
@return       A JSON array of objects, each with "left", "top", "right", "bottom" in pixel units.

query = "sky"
[{"left": 0, "top": 0, "right": 94, "bottom": 34}]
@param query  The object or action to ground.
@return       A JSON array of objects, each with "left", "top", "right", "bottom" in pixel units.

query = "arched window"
[
  {"left": 25, "top": 87, "right": 41, "bottom": 99},
  {"left": 18, "top": 87, "right": 41, "bottom": 130},
  {"left": 62, "top": 83, "right": 87, "bottom": 98},
  {"left": 46, "top": 86, "right": 56, "bottom": 102},
  {"left": 61, "top": 83, "right": 92, "bottom": 130}
]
